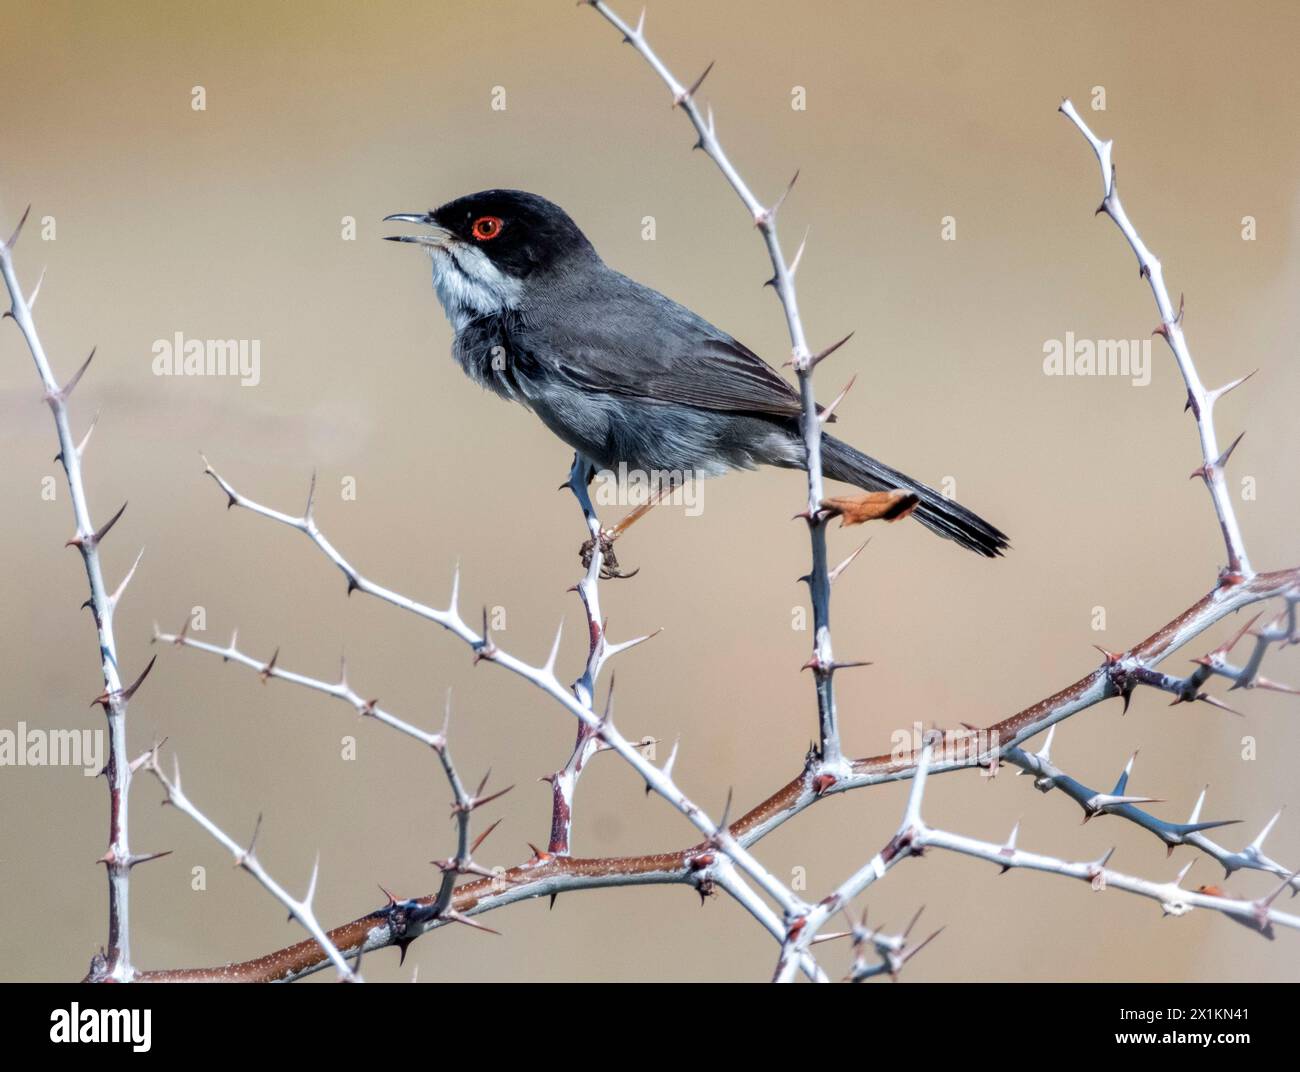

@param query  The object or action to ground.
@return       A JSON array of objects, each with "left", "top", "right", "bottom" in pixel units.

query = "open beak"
[{"left": 383, "top": 213, "right": 454, "bottom": 246}]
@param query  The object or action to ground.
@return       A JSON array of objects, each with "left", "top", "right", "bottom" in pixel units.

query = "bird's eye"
[{"left": 471, "top": 215, "right": 503, "bottom": 241}]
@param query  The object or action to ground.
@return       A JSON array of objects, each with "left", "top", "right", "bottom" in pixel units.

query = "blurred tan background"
[{"left": 1, "top": 0, "right": 1298, "bottom": 982}]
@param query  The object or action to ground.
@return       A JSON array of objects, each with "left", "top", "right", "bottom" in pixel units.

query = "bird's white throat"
[{"left": 427, "top": 244, "right": 523, "bottom": 332}]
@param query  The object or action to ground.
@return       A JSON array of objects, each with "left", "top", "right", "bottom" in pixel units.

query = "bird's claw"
[{"left": 580, "top": 530, "right": 639, "bottom": 580}]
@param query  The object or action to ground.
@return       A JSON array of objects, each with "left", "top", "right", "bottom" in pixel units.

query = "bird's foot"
[{"left": 580, "top": 530, "right": 639, "bottom": 580}]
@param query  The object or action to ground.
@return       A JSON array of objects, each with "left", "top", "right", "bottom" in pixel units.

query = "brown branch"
[{"left": 136, "top": 567, "right": 1298, "bottom": 981}]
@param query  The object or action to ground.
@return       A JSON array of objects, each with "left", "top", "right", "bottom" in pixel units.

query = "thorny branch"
[
  {"left": 584, "top": 0, "right": 851, "bottom": 772},
  {"left": 142, "top": 747, "right": 360, "bottom": 981},
  {"left": 1059, "top": 100, "right": 1255, "bottom": 581},
  {"left": 139, "top": 464, "right": 1297, "bottom": 980},
  {"left": 166, "top": 462, "right": 825, "bottom": 981},
  {"left": 1, "top": 209, "right": 160, "bottom": 982}
]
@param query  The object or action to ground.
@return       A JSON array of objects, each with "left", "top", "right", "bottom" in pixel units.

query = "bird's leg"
[
  {"left": 563, "top": 455, "right": 632, "bottom": 580},
  {"left": 580, "top": 472, "right": 684, "bottom": 579},
  {"left": 566, "top": 457, "right": 683, "bottom": 580},
  {"left": 563, "top": 453, "right": 601, "bottom": 533}
]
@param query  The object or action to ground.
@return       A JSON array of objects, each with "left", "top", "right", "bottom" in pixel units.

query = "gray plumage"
[{"left": 386, "top": 189, "right": 1008, "bottom": 557}]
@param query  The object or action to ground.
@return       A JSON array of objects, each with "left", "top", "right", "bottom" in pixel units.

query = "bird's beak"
[{"left": 382, "top": 213, "right": 454, "bottom": 247}]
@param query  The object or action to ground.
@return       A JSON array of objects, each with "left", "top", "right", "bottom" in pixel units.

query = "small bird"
[{"left": 385, "top": 190, "right": 1008, "bottom": 560}]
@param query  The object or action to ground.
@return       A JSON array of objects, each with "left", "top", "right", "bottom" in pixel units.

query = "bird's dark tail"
[{"left": 820, "top": 435, "right": 1009, "bottom": 558}]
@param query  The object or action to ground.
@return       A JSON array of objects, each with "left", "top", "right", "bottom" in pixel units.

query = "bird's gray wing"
[{"left": 526, "top": 277, "right": 808, "bottom": 419}]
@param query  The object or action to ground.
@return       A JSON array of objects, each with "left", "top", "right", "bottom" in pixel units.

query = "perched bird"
[{"left": 385, "top": 189, "right": 1008, "bottom": 560}]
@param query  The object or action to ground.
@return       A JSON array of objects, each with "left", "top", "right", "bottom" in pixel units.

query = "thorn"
[
  {"left": 604, "top": 627, "right": 662, "bottom": 659},
  {"left": 1190, "top": 431, "right": 1245, "bottom": 480},
  {"left": 889, "top": 924, "right": 944, "bottom": 979},
  {"left": 1249, "top": 809, "right": 1283, "bottom": 852},
  {"left": 1191, "top": 692, "right": 1246, "bottom": 717},
  {"left": 1214, "top": 612, "right": 1264, "bottom": 658},
  {"left": 449, "top": 560, "right": 461, "bottom": 615},
  {"left": 473, "top": 606, "right": 497, "bottom": 664},
  {"left": 788, "top": 226, "right": 810, "bottom": 277},
  {"left": 674, "top": 60, "right": 714, "bottom": 107},
  {"left": 1082, "top": 794, "right": 1163, "bottom": 822},
  {"left": 3, "top": 204, "right": 32, "bottom": 251},
  {"left": 305, "top": 853, "right": 321, "bottom": 906},
  {"left": 470, "top": 818, "right": 504, "bottom": 855},
  {"left": 818, "top": 374, "right": 857, "bottom": 424},
  {"left": 999, "top": 821, "right": 1020, "bottom": 873},
  {"left": 126, "top": 849, "right": 173, "bottom": 869},
  {"left": 93, "top": 654, "right": 157, "bottom": 709},
  {"left": 1209, "top": 369, "right": 1258, "bottom": 403},
  {"left": 68, "top": 500, "right": 127, "bottom": 549},
  {"left": 445, "top": 911, "right": 500, "bottom": 936},
  {"left": 468, "top": 780, "right": 514, "bottom": 812},
  {"left": 305, "top": 469, "right": 317, "bottom": 521},
  {"left": 828, "top": 540, "right": 869, "bottom": 584},
  {"left": 1187, "top": 785, "right": 1208, "bottom": 825},
  {"left": 600, "top": 673, "right": 616, "bottom": 728},
  {"left": 1111, "top": 750, "right": 1139, "bottom": 795},
  {"left": 1252, "top": 675, "right": 1300, "bottom": 696},
  {"left": 762, "top": 169, "right": 799, "bottom": 225},
  {"left": 57, "top": 347, "right": 97, "bottom": 401},
  {"left": 259, "top": 647, "right": 279, "bottom": 682},
  {"left": 74, "top": 409, "right": 101, "bottom": 457},
  {"left": 661, "top": 737, "right": 680, "bottom": 782},
  {"left": 27, "top": 266, "right": 46, "bottom": 308},
  {"left": 237, "top": 813, "right": 264, "bottom": 867},
  {"left": 543, "top": 618, "right": 564, "bottom": 676},
  {"left": 790, "top": 331, "right": 853, "bottom": 371},
  {"left": 717, "top": 787, "right": 734, "bottom": 832},
  {"left": 1215, "top": 430, "right": 1246, "bottom": 470},
  {"left": 1037, "top": 725, "right": 1056, "bottom": 763},
  {"left": 110, "top": 548, "right": 145, "bottom": 607},
  {"left": 130, "top": 740, "right": 164, "bottom": 775}
]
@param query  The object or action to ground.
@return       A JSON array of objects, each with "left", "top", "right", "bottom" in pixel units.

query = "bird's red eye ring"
[{"left": 471, "top": 215, "right": 503, "bottom": 241}]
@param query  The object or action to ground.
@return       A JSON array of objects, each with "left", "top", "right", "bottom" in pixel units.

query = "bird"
[{"left": 384, "top": 189, "right": 1008, "bottom": 563}]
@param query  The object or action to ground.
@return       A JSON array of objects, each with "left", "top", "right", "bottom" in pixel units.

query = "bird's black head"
[{"left": 385, "top": 189, "right": 598, "bottom": 280}]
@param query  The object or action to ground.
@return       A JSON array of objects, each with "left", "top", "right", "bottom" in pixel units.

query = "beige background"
[{"left": 1, "top": 0, "right": 1297, "bottom": 982}]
